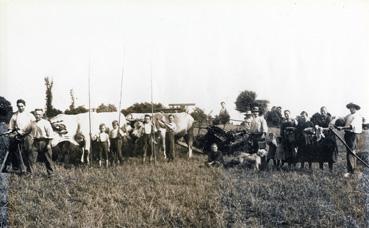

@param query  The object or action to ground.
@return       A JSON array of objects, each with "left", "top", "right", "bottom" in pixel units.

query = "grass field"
[{"left": 7, "top": 131, "right": 369, "bottom": 227}]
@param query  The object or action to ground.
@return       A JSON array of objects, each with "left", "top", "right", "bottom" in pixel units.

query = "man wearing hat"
[
  {"left": 250, "top": 106, "right": 268, "bottom": 137},
  {"left": 240, "top": 110, "right": 253, "bottom": 132},
  {"left": 337, "top": 102, "right": 363, "bottom": 177}
]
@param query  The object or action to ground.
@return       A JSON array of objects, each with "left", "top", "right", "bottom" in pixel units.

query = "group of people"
[
  {"left": 91, "top": 120, "right": 127, "bottom": 168},
  {"left": 131, "top": 114, "right": 177, "bottom": 163},
  {"left": 2, "top": 100, "right": 55, "bottom": 177},
  {"left": 0, "top": 98, "right": 180, "bottom": 177},
  {"left": 0, "top": 98, "right": 365, "bottom": 178},
  {"left": 207, "top": 102, "right": 364, "bottom": 177}
]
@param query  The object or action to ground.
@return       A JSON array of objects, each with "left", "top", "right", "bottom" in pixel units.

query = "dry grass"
[
  {"left": 7, "top": 132, "right": 368, "bottom": 227},
  {"left": 221, "top": 165, "right": 365, "bottom": 227},
  {"left": 8, "top": 152, "right": 225, "bottom": 227}
]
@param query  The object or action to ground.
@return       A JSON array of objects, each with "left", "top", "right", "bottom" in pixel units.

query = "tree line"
[{"left": 2, "top": 77, "right": 281, "bottom": 126}]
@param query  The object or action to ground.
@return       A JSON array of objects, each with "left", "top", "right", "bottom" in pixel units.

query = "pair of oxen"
[{"left": 50, "top": 112, "right": 195, "bottom": 165}]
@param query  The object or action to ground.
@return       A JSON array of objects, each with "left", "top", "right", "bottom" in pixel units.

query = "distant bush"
[
  {"left": 96, "top": 103, "right": 117, "bottom": 113},
  {"left": 122, "top": 102, "right": 166, "bottom": 115},
  {"left": 64, "top": 105, "right": 88, "bottom": 114}
]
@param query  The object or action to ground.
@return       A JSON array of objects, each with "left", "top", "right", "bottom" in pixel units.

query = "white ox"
[
  {"left": 50, "top": 112, "right": 127, "bottom": 164},
  {"left": 126, "top": 112, "right": 195, "bottom": 158}
]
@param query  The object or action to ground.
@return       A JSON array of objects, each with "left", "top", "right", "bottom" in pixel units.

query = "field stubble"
[{"left": 7, "top": 131, "right": 368, "bottom": 227}]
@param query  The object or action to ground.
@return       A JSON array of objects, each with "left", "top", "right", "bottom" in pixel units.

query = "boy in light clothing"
[{"left": 94, "top": 123, "right": 110, "bottom": 168}]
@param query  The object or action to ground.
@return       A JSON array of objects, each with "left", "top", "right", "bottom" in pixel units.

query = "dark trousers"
[
  {"left": 344, "top": 132, "right": 357, "bottom": 173},
  {"left": 8, "top": 135, "right": 33, "bottom": 173},
  {"left": 32, "top": 139, "right": 54, "bottom": 174},
  {"left": 165, "top": 131, "right": 175, "bottom": 160},
  {"left": 98, "top": 141, "right": 109, "bottom": 161},
  {"left": 142, "top": 134, "right": 153, "bottom": 160},
  {"left": 110, "top": 138, "right": 123, "bottom": 163}
]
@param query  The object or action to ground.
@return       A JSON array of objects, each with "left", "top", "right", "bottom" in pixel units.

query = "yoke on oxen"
[
  {"left": 200, "top": 126, "right": 269, "bottom": 170},
  {"left": 202, "top": 126, "right": 267, "bottom": 154}
]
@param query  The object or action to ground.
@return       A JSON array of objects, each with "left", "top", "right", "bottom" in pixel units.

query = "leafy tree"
[
  {"left": 44, "top": 77, "right": 63, "bottom": 118},
  {"left": 235, "top": 90, "right": 269, "bottom": 115},
  {"left": 122, "top": 102, "right": 166, "bottom": 115},
  {"left": 96, "top": 103, "right": 117, "bottom": 113},
  {"left": 0, "top": 96, "right": 13, "bottom": 123},
  {"left": 235, "top": 90, "right": 256, "bottom": 113},
  {"left": 64, "top": 105, "right": 88, "bottom": 115}
]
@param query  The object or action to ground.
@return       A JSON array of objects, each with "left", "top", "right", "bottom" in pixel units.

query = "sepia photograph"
[{"left": 0, "top": 0, "right": 369, "bottom": 227}]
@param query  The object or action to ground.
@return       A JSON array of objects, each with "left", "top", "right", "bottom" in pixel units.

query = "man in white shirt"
[
  {"left": 250, "top": 106, "right": 268, "bottom": 137},
  {"left": 32, "top": 109, "right": 55, "bottom": 176},
  {"left": 142, "top": 114, "right": 157, "bottom": 162},
  {"left": 337, "top": 102, "right": 363, "bottom": 177},
  {"left": 7, "top": 99, "right": 35, "bottom": 174}
]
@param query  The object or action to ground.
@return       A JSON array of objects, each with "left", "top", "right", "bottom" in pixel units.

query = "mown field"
[{"left": 7, "top": 131, "right": 369, "bottom": 227}]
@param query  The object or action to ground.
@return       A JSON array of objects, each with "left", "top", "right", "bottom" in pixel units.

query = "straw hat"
[{"left": 346, "top": 102, "right": 360, "bottom": 110}]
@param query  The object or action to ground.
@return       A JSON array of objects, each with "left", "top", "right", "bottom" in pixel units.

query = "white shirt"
[
  {"left": 109, "top": 127, "right": 125, "bottom": 139},
  {"left": 251, "top": 116, "right": 268, "bottom": 134},
  {"left": 34, "top": 118, "right": 54, "bottom": 139},
  {"left": 9, "top": 111, "right": 36, "bottom": 134},
  {"left": 96, "top": 132, "right": 110, "bottom": 143},
  {"left": 143, "top": 122, "right": 156, "bottom": 134},
  {"left": 345, "top": 112, "right": 362, "bottom": 134}
]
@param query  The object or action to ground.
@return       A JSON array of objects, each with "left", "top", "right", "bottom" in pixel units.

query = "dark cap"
[{"left": 346, "top": 102, "right": 360, "bottom": 110}]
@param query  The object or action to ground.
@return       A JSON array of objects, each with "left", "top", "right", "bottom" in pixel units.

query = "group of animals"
[{"left": 49, "top": 112, "right": 195, "bottom": 165}]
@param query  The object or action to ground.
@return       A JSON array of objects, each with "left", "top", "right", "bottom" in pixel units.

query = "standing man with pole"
[
  {"left": 336, "top": 102, "right": 363, "bottom": 177},
  {"left": 7, "top": 99, "right": 35, "bottom": 175}
]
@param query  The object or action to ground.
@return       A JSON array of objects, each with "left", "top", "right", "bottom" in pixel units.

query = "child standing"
[
  {"left": 95, "top": 123, "right": 110, "bottom": 168},
  {"left": 109, "top": 120, "right": 125, "bottom": 165}
]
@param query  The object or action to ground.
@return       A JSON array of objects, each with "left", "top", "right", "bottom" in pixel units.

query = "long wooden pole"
[
  {"left": 150, "top": 60, "right": 156, "bottom": 163},
  {"left": 150, "top": 62, "right": 154, "bottom": 118},
  {"left": 118, "top": 50, "right": 124, "bottom": 126},
  {"left": 330, "top": 128, "right": 369, "bottom": 168},
  {"left": 87, "top": 57, "right": 92, "bottom": 164}
]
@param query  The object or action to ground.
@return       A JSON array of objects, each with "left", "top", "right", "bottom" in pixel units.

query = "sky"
[{"left": 0, "top": 0, "right": 368, "bottom": 121}]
